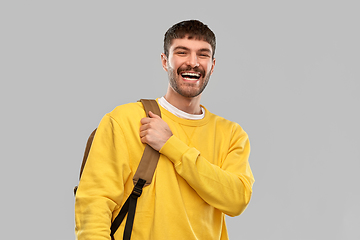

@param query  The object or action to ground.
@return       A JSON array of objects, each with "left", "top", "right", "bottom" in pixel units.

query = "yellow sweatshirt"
[{"left": 75, "top": 100, "right": 254, "bottom": 240}]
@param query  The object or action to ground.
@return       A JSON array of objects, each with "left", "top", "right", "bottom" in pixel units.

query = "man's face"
[{"left": 161, "top": 37, "right": 215, "bottom": 98}]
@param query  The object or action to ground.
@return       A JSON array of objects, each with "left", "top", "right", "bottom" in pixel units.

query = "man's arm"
[
  {"left": 75, "top": 114, "right": 131, "bottom": 240},
  {"left": 140, "top": 112, "right": 254, "bottom": 216}
]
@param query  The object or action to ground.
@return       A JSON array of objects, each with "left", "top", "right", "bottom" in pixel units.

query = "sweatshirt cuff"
[{"left": 159, "top": 135, "right": 190, "bottom": 165}]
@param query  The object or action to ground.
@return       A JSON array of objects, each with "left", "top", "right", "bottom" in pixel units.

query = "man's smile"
[{"left": 180, "top": 71, "right": 202, "bottom": 81}]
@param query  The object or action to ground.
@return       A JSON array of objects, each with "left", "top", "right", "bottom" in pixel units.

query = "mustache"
[{"left": 177, "top": 66, "right": 205, "bottom": 76}]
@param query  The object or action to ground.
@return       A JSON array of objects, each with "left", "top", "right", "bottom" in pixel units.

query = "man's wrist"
[{"left": 159, "top": 135, "right": 191, "bottom": 165}]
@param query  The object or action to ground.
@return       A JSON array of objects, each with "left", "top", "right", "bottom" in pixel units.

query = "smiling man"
[{"left": 75, "top": 20, "right": 254, "bottom": 240}]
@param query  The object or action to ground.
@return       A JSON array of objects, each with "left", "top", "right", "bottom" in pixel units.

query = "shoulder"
[
  {"left": 110, "top": 101, "right": 144, "bottom": 115},
  {"left": 106, "top": 101, "right": 146, "bottom": 124},
  {"left": 205, "top": 107, "right": 248, "bottom": 139},
  {"left": 205, "top": 107, "right": 241, "bottom": 129}
]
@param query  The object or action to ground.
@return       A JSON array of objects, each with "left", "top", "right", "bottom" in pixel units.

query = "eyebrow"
[
  {"left": 173, "top": 46, "right": 190, "bottom": 52},
  {"left": 173, "top": 46, "right": 212, "bottom": 54}
]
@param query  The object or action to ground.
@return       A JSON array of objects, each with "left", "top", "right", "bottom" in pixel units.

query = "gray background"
[{"left": 1, "top": 1, "right": 359, "bottom": 239}]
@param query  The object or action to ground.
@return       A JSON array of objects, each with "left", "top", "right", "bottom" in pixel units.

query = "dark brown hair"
[{"left": 164, "top": 20, "right": 216, "bottom": 58}]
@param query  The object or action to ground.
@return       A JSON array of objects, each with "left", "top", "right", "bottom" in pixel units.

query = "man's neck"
[{"left": 164, "top": 87, "right": 202, "bottom": 115}]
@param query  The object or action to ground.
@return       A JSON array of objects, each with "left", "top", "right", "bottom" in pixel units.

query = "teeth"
[
  {"left": 181, "top": 72, "right": 201, "bottom": 80},
  {"left": 183, "top": 72, "right": 200, "bottom": 77}
]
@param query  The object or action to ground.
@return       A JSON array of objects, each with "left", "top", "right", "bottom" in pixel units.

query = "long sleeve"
[
  {"left": 75, "top": 114, "right": 131, "bottom": 240},
  {"left": 74, "top": 101, "right": 254, "bottom": 240},
  {"left": 159, "top": 123, "right": 254, "bottom": 217}
]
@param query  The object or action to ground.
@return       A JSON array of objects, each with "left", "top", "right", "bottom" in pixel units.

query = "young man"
[{"left": 75, "top": 20, "right": 254, "bottom": 240}]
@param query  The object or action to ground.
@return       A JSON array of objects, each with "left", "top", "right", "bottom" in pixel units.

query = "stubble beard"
[{"left": 167, "top": 65, "right": 211, "bottom": 98}]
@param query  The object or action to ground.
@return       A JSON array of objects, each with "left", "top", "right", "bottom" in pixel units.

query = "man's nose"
[{"left": 186, "top": 53, "right": 200, "bottom": 68}]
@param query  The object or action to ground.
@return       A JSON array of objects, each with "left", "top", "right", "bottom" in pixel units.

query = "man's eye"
[{"left": 199, "top": 54, "right": 210, "bottom": 58}]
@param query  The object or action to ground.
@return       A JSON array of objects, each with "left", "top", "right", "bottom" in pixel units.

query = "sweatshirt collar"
[{"left": 158, "top": 97, "right": 205, "bottom": 120}]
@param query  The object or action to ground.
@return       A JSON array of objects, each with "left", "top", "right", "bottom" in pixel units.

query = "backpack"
[{"left": 74, "top": 99, "right": 161, "bottom": 240}]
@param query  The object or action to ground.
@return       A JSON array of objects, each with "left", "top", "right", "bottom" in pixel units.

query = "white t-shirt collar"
[{"left": 158, "top": 97, "right": 205, "bottom": 120}]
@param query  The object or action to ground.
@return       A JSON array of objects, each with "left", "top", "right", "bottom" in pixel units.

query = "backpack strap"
[
  {"left": 132, "top": 99, "right": 161, "bottom": 187},
  {"left": 110, "top": 99, "right": 161, "bottom": 240},
  {"left": 73, "top": 128, "right": 97, "bottom": 195},
  {"left": 80, "top": 128, "right": 97, "bottom": 179},
  {"left": 140, "top": 99, "right": 161, "bottom": 117},
  {"left": 110, "top": 178, "right": 146, "bottom": 240}
]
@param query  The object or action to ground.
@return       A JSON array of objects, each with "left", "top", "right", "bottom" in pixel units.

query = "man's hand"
[{"left": 140, "top": 111, "right": 173, "bottom": 151}]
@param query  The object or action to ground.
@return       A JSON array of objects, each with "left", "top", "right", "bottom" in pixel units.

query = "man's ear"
[
  {"left": 161, "top": 53, "right": 168, "bottom": 72},
  {"left": 210, "top": 58, "right": 216, "bottom": 75}
]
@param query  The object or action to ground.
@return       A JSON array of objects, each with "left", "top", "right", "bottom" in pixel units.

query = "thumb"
[{"left": 148, "top": 111, "right": 160, "bottom": 118}]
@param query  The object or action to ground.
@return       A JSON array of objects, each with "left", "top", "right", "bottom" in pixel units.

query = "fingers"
[
  {"left": 140, "top": 134, "right": 148, "bottom": 144},
  {"left": 139, "top": 127, "right": 154, "bottom": 145},
  {"left": 139, "top": 118, "right": 153, "bottom": 141},
  {"left": 140, "top": 117, "right": 150, "bottom": 125},
  {"left": 140, "top": 112, "right": 160, "bottom": 127},
  {"left": 139, "top": 122, "right": 149, "bottom": 132},
  {"left": 139, "top": 127, "right": 149, "bottom": 144},
  {"left": 139, "top": 112, "right": 172, "bottom": 151},
  {"left": 140, "top": 111, "right": 158, "bottom": 124}
]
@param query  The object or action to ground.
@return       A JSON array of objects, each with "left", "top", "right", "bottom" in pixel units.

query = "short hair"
[{"left": 163, "top": 20, "right": 216, "bottom": 59}]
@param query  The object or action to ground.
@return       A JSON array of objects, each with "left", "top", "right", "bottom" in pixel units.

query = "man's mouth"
[{"left": 181, "top": 72, "right": 201, "bottom": 81}]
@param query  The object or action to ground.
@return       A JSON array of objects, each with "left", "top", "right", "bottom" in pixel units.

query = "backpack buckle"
[{"left": 132, "top": 178, "right": 146, "bottom": 198}]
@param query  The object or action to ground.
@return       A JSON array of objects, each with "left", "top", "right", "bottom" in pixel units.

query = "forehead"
[{"left": 169, "top": 37, "right": 212, "bottom": 53}]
